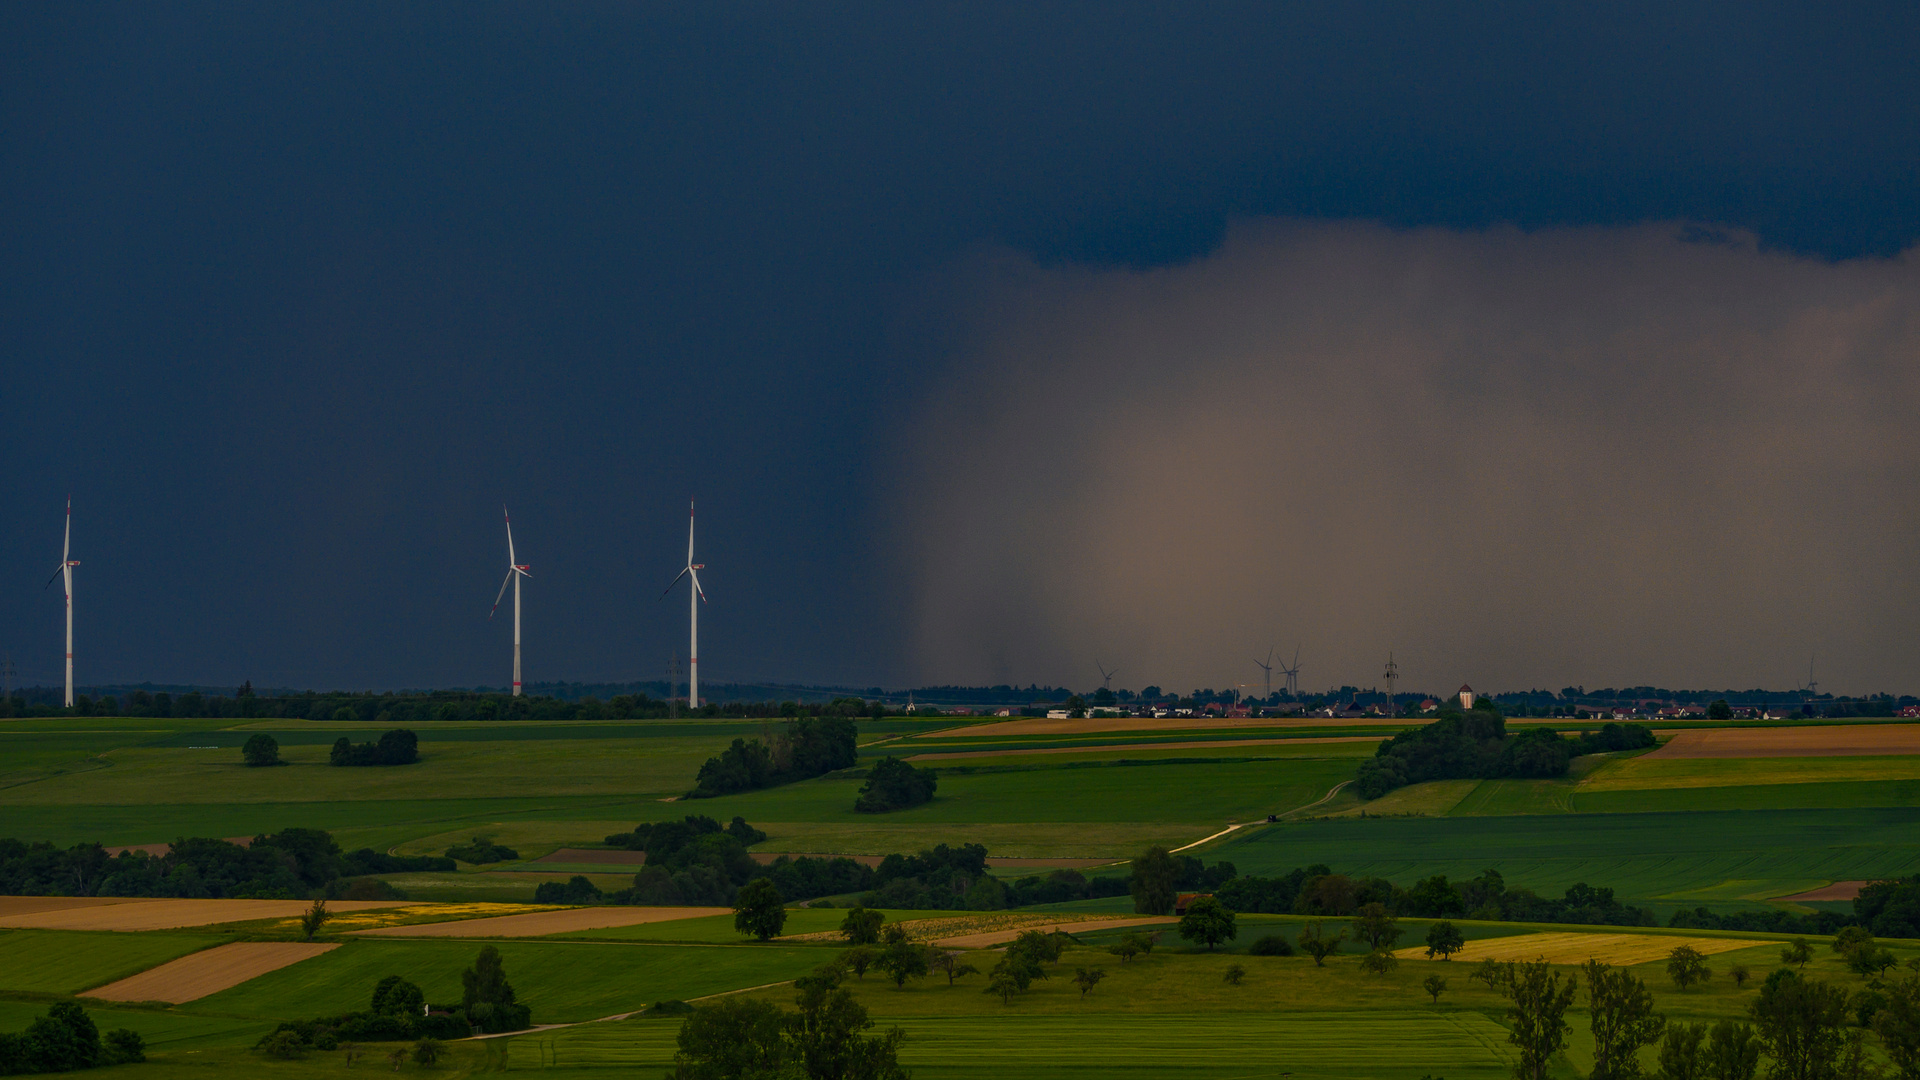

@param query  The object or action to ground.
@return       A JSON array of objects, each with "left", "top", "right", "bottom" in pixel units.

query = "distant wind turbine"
[
  {"left": 488, "top": 507, "right": 532, "bottom": 696},
  {"left": 661, "top": 501, "right": 707, "bottom": 708},
  {"left": 1096, "top": 660, "right": 1118, "bottom": 692},
  {"left": 1280, "top": 644, "right": 1302, "bottom": 699},
  {"left": 1255, "top": 646, "right": 1275, "bottom": 700},
  {"left": 44, "top": 499, "right": 79, "bottom": 708}
]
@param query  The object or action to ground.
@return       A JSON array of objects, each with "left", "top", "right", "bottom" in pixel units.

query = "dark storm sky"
[{"left": 3, "top": 4, "right": 1918, "bottom": 694}]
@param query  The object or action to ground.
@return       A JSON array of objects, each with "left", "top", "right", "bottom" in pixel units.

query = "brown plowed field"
[
  {"left": 1392, "top": 932, "right": 1764, "bottom": 966},
  {"left": 104, "top": 837, "right": 252, "bottom": 858},
  {"left": 87, "top": 942, "right": 338, "bottom": 1003},
  {"left": 907, "top": 736, "right": 1378, "bottom": 760},
  {"left": 1648, "top": 724, "right": 1920, "bottom": 758},
  {"left": 0, "top": 897, "right": 407, "bottom": 931},
  {"left": 1774, "top": 881, "right": 1868, "bottom": 902},
  {"left": 535, "top": 848, "right": 647, "bottom": 865},
  {"left": 352, "top": 905, "right": 728, "bottom": 937}
]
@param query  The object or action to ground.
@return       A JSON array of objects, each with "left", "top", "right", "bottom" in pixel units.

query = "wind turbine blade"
[
  {"left": 45, "top": 566, "right": 63, "bottom": 589},
  {"left": 504, "top": 507, "right": 515, "bottom": 564},
  {"left": 687, "top": 501, "right": 695, "bottom": 564},
  {"left": 659, "top": 565, "right": 691, "bottom": 599},
  {"left": 489, "top": 569, "right": 514, "bottom": 617},
  {"left": 690, "top": 568, "right": 707, "bottom": 602}
]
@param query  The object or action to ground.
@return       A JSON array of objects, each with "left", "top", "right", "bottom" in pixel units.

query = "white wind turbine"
[
  {"left": 488, "top": 507, "right": 532, "bottom": 696},
  {"left": 661, "top": 500, "right": 707, "bottom": 708},
  {"left": 44, "top": 499, "right": 79, "bottom": 708}
]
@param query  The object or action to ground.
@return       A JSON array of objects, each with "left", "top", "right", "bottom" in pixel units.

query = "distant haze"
[{"left": 899, "top": 221, "right": 1920, "bottom": 695}]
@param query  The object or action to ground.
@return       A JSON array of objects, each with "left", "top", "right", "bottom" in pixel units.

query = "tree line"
[
  {"left": 1356, "top": 705, "right": 1656, "bottom": 798},
  {"left": 687, "top": 716, "right": 860, "bottom": 797},
  {"left": 0, "top": 830, "right": 449, "bottom": 901}
]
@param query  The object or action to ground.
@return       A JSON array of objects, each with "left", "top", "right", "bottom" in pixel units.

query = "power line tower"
[{"left": 1382, "top": 652, "right": 1399, "bottom": 717}]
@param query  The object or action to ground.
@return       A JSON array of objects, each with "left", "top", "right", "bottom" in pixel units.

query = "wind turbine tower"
[
  {"left": 662, "top": 501, "right": 707, "bottom": 708},
  {"left": 1096, "top": 660, "right": 1118, "bottom": 692},
  {"left": 1280, "top": 644, "right": 1302, "bottom": 700},
  {"left": 488, "top": 508, "right": 532, "bottom": 696},
  {"left": 44, "top": 500, "right": 79, "bottom": 708},
  {"left": 1255, "top": 646, "right": 1275, "bottom": 701}
]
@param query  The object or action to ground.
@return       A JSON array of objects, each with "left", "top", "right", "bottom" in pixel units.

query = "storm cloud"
[{"left": 900, "top": 221, "right": 1920, "bottom": 696}]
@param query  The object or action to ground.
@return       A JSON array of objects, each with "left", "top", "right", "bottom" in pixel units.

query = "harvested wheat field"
[
  {"left": 906, "top": 736, "right": 1378, "bottom": 761},
  {"left": 352, "top": 905, "right": 729, "bottom": 938},
  {"left": 1774, "top": 881, "right": 1868, "bottom": 903},
  {"left": 1394, "top": 932, "right": 1765, "bottom": 966},
  {"left": 87, "top": 942, "right": 338, "bottom": 1004},
  {"left": 1650, "top": 724, "right": 1920, "bottom": 758},
  {"left": 0, "top": 898, "right": 407, "bottom": 932},
  {"left": 536, "top": 848, "right": 648, "bottom": 865}
]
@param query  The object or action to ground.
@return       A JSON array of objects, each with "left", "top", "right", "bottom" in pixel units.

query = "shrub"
[
  {"left": 257, "top": 1030, "right": 307, "bottom": 1059},
  {"left": 445, "top": 836, "right": 521, "bottom": 864},
  {"left": 534, "top": 875, "right": 604, "bottom": 905},
  {"left": 103, "top": 1027, "right": 145, "bottom": 1065},
  {"left": 1248, "top": 934, "right": 1294, "bottom": 957}
]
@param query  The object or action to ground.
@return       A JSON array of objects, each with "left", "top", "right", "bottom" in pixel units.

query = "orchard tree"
[
  {"left": 1424, "top": 974, "right": 1449, "bottom": 1003},
  {"left": 242, "top": 733, "right": 281, "bottom": 767},
  {"left": 1297, "top": 922, "right": 1345, "bottom": 967},
  {"left": 840, "top": 907, "right": 884, "bottom": 945},
  {"left": 1178, "top": 896, "right": 1237, "bottom": 951},
  {"left": 733, "top": 879, "right": 788, "bottom": 942},
  {"left": 1351, "top": 902, "right": 1402, "bottom": 951},
  {"left": 1667, "top": 945, "right": 1712, "bottom": 990},
  {"left": 1751, "top": 970, "right": 1849, "bottom": 1080},
  {"left": 1426, "top": 920, "right": 1466, "bottom": 960}
]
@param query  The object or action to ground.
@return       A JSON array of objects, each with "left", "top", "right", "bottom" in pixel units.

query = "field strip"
[
  {"left": 1649, "top": 724, "right": 1920, "bottom": 758},
  {"left": 0, "top": 897, "right": 409, "bottom": 931},
  {"left": 1773, "top": 880, "right": 1868, "bottom": 902},
  {"left": 352, "top": 905, "right": 731, "bottom": 938},
  {"left": 536, "top": 848, "right": 647, "bottom": 865},
  {"left": 1285, "top": 779, "right": 1355, "bottom": 817},
  {"left": 86, "top": 942, "right": 337, "bottom": 1003},
  {"left": 1392, "top": 931, "right": 1768, "bottom": 966},
  {"left": 932, "top": 916, "right": 1176, "bottom": 948},
  {"left": 915, "top": 716, "right": 1416, "bottom": 738},
  {"left": 0, "top": 896, "right": 144, "bottom": 917},
  {"left": 905, "top": 736, "right": 1378, "bottom": 761}
]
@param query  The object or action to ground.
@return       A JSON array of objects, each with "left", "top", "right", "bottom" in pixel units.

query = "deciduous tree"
[
  {"left": 1130, "top": 846, "right": 1178, "bottom": 915},
  {"left": 1297, "top": 922, "right": 1344, "bottom": 967},
  {"left": 1426, "top": 920, "right": 1466, "bottom": 960},
  {"left": 1178, "top": 896, "right": 1237, "bottom": 951},
  {"left": 733, "top": 879, "right": 788, "bottom": 941},
  {"left": 1751, "top": 969, "right": 1849, "bottom": 1080},
  {"left": 1584, "top": 960, "right": 1665, "bottom": 1080},
  {"left": 1352, "top": 902, "right": 1402, "bottom": 951},
  {"left": 1505, "top": 959, "right": 1579, "bottom": 1080},
  {"left": 1668, "top": 946, "right": 1712, "bottom": 991},
  {"left": 840, "top": 906, "right": 883, "bottom": 945},
  {"left": 1074, "top": 967, "right": 1107, "bottom": 997},
  {"left": 1424, "top": 974, "right": 1449, "bottom": 1003}
]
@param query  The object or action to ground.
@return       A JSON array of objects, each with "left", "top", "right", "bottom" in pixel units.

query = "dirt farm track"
[{"left": 1649, "top": 724, "right": 1920, "bottom": 758}]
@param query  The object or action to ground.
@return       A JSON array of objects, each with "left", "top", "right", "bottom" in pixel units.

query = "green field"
[
  {"left": 0, "top": 930, "right": 229, "bottom": 995},
  {"left": 1210, "top": 806, "right": 1920, "bottom": 911}
]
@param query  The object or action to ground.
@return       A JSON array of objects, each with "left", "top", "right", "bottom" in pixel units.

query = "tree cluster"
[
  {"left": 669, "top": 971, "right": 907, "bottom": 1080},
  {"left": 257, "top": 947, "right": 526, "bottom": 1055},
  {"left": 0, "top": 829, "right": 449, "bottom": 900},
  {"left": 1127, "top": 847, "right": 1237, "bottom": 915},
  {"left": 1356, "top": 707, "right": 1654, "bottom": 798},
  {"left": 1215, "top": 865, "right": 1655, "bottom": 927},
  {"left": 443, "top": 836, "right": 520, "bottom": 864},
  {"left": 689, "top": 716, "right": 859, "bottom": 798},
  {"left": 328, "top": 729, "right": 418, "bottom": 767},
  {"left": 853, "top": 757, "right": 937, "bottom": 813},
  {"left": 0, "top": 1003, "right": 143, "bottom": 1075},
  {"left": 863, "top": 843, "right": 996, "bottom": 909}
]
